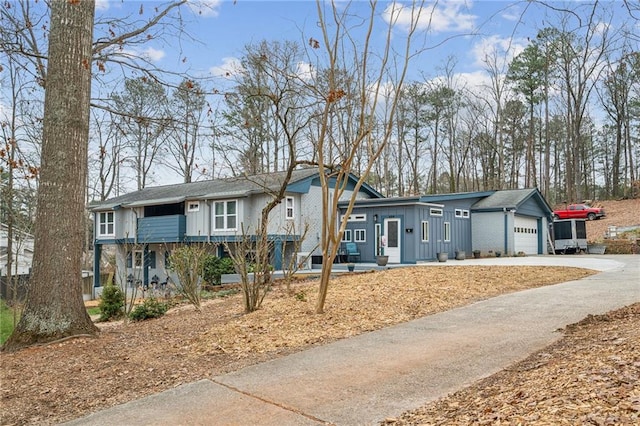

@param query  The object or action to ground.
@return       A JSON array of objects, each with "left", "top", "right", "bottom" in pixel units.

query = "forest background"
[{"left": 2, "top": 0, "right": 639, "bottom": 239}]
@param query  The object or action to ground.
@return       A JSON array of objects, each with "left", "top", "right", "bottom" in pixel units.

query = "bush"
[
  {"left": 98, "top": 283, "right": 125, "bottom": 321},
  {"left": 202, "top": 255, "right": 235, "bottom": 286},
  {"left": 129, "top": 298, "right": 168, "bottom": 322},
  {"left": 603, "top": 239, "right": 640, "bottom": 254},
  {"left": 168, "top": 245, "right": 208, "bottom": 311}
]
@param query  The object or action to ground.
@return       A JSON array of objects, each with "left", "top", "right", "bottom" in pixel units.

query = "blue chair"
[{"left": 345, "top": 242, "right": 361, "bottom": 262}]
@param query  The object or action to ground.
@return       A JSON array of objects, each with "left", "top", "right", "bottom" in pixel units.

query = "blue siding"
[{"left": 137, "top": 215, "right": 186, "bottom": 243}]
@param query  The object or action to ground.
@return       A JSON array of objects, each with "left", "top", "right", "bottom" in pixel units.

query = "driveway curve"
[{"left": 65, "top": 255, "right": 640, "bottom": 426}]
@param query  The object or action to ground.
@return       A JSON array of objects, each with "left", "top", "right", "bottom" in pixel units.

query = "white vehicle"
[{"left": 551, "top": 219, "right": 588, "bottom": 254}]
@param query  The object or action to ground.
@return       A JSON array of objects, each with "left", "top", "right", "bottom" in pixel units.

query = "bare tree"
[
  {"left": 3, "top": 0, "right": 195, "bottom": 351},
  {"left": 165, "top": 79, "right": 207, "bottom": 183},
  {"left": 311, "top": 0, "right": 425, "bottom": 314},
  {"left": 220, "top": 40, "right": 313, "bottom": 176},
  {"left": 544, "top": 4, "right": 614, "bottom": 201},
  {"left": 4, "top": 0, "right": 99, "bottom": 350},
  {"left": 111, "top": 77, "right": 169, "bottom": 190}
]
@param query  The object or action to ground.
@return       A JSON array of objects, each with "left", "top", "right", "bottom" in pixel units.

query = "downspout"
[
  {"left": 273, "top": 238, "right": 283, "bottom": 271},
  {"left": 503, "top": 208, "right": 509, "bottom": 255},
  {"left": 207, "top": 200, "right": 211, "bottom": 244},
  {"left": 133, "top": 209, "right": 139, "bottom": 245},
  {"left": 143, "top": 244, "right": 149, "bottom": 287},
  {"left": 93, "top": 211, "right": 101, "bottom": 299}
]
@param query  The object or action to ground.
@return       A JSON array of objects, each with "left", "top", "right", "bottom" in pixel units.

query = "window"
[
  {"left": 187, "top": 202, "right": 200, "bottom": 212},
  {"left": 430, "top": 208, "right": 443, "bottom": 217},
  {"left": 354, "top": 229, "right": 366, "bottom": 242},
  {"left": 345, "top": 213, "right": 367, "bottom": 222},
  {"left": 98, "top": 211, "right": 114, "bottom": 236},
  {"left": 463, "top": 210, "right": 470, "bottom": 218},
  {"left": 285, "top": 196, "right": 294, "bottom": 219},
  {"left": 134, "top": 250, "right": 143, "bottom": 268},
  {"left": 214, "top": 200, "right": 237, "bottom": 230},
  {"left": 455, "top": 209, "right": 463, "bottom": 218},
  {"left": 421, "top": 221, "right": 429, "bottom": 242},
  {"left": 444, "top": 222, "right": 451, "bottom": 242},
  {"left": 342, "top": 229, "right": 352, "bottom": 242}
]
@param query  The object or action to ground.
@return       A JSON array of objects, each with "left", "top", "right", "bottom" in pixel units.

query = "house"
[
  {"left": 89, "top": 168, "right": 382, "bottom": 290},
  {"left": 338, "top": 188, "right": 553, "bottom": 263},
  {"left": 469, "top": 188, "right": 554, "bottom": 256},
  {"left": 1, "top": 223, "right": 34, "bottom": 277},
  {"left": 1, "top": 223, "right": 34, "bottom": 300}
]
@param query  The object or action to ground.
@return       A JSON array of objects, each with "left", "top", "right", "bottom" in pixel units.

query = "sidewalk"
[{"left": 65, "top": 255, "right": 640, "bottom": 426}]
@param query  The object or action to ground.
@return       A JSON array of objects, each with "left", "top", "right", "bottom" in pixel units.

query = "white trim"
[
  {"left": 455, "top": 209, "right": 463, "bottom": 218},
  {"left": 342, "top": 229, "right": 352, "bottom": 242},
  {"left": 285, "top": 196, "right": 295, "bottom": 220},
  {"left": 430, "top": 208, "right": 443, "bottom": 217},
  {"left": 444, "top": 222, "right": 451, "bottom": 242},
  {"left": 187, "top": 201, "right": 200, "bottom": 212},
  {"left": 421, "top": 221, "right": 429, "bottom": 242},
  {"left": 344, "top": 213, "right": 367, "bottom": 222},
  {"left": 97, "top": 211, "right": 115, "bottom": 237},
  {"left": 213, "top": 200, "right": 238, "bottom": 231},
  {"left": 354, "top": 229, "right": 366, "bottom": 242}
]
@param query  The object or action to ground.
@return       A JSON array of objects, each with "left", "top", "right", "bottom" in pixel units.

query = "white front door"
[{"left": 384, "top": 218, "right": 401, "bottom": 263}]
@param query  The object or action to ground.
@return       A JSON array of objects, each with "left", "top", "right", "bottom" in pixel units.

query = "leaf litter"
[{"left": 3, "top": 265, "right": 636, "bottom": 425}]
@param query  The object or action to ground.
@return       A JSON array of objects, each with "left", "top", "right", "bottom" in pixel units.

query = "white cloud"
[
  {"left": 470, "top": 35, "right": 526, "bottom": 69},
  {"left": 388, "top": 0, "right": 477, "bottom": 34},
  {"left": 594, "top": 21, "right": 610, "bottom": 36},
  {"left": 455, "top": 70, "right": 493, "bottom": 94},
  {"left": 187, "top": 0, "right": 222, "bottom": 18},
  {"left": 142, "top": 47, "right": 166, "bottom": 62},
  {"left": 498, "top": 2, "right": 524, "bottom": 22},
  {"left": 95, "top": 0, "right": 109, "bottom": 11},
  {"left": 209, "top": 57, "right": 243, "bottom": 78},
  {"left": 295, "top": 61, "right": 315, "bottom": 81},
  {"left": 117, "top": 47, "right": 166, "bottom": 63}
]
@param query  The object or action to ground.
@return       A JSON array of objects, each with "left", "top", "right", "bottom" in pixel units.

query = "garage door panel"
[{"left": 514, "top": 216, "right": 538, "bottom": 254}]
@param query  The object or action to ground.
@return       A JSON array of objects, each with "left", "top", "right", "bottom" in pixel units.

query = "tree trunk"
[{"left": 3, "top": 0, "right": 98, "bottom": 351}]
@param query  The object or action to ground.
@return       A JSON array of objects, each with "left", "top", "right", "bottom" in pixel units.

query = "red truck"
[{"left": 553, "top": 203, "right": 606, "bottom": 221}]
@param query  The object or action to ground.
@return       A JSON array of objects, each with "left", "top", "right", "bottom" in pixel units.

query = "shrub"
[
  {"left": 202, "top": 255, "right": 235, "bottom": 286},
  {"left": 168, "top": 245, "right": 208, "bottom": 311},
  {"left": 603, "top": 239, "right": 640, "bottom": 254},
  {"left": 98, "top": 283, "right": 125, "bottom": 321},
  {"left": 129, "top": 298, "right": 168, "bottom": 322}
]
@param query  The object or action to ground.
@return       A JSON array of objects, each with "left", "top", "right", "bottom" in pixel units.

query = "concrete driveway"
[{"left": 65, "top": 255, "right": 640, "bottom": 426}]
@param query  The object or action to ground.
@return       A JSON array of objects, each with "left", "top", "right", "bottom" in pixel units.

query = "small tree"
[
  {"left": 225, "top": 224, "right": 272, "bottom": 313},
  {"left": 312, "top": 1, "right": 426, "bottom": 313},
  {"left": 281, "top": 221, "right": 315, "bottom": 293},
  {"left": 167, "top": 245, "right": 207, "bottom": 311},
  {"left": 98, "top": 282, "right": 124, "bottom": 321}
]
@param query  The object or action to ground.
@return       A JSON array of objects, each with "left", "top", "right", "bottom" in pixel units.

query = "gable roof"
[
  {"left": 472, "top": 188, "right": 553, "bottom": 214},
  {"left": 418, "top": 191, "right": 496, "bottom": 203},
  {"left": 89, "top": 168, "right": 382, "bottom": 211}
]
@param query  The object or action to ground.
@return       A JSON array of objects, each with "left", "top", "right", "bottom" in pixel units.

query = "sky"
[
  {"left": 93, "top": 0, "right": 564, "bottom": 92},
  {"left": 89, "top": 0, "right": 638, "bottom": 103},
  {"left": 3, "top": 0, "right": 637, "bottom": 190}
]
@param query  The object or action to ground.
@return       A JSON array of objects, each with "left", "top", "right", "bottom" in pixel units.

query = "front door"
[{"left": 384, "top": 218, "right": 401, "bottom": 263}]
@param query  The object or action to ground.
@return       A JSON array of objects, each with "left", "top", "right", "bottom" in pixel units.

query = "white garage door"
[{"left": 514, "top": 216, "right": 539, "bottom": 254}]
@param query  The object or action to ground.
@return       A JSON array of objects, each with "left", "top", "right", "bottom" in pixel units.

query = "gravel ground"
[
  {"left": 0, "top": 265, "right": 599, "bottom": 425},
  {"left": 384, "top": 302, "right": 640, "bottom": 425}
]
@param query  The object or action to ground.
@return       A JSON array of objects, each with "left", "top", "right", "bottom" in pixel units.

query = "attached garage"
[
  {"left": 513, "top": 216, "right": 539, "bottom": 254},
  {"left": 472, "top": 188, "right": 552, "bottom": 256}
]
